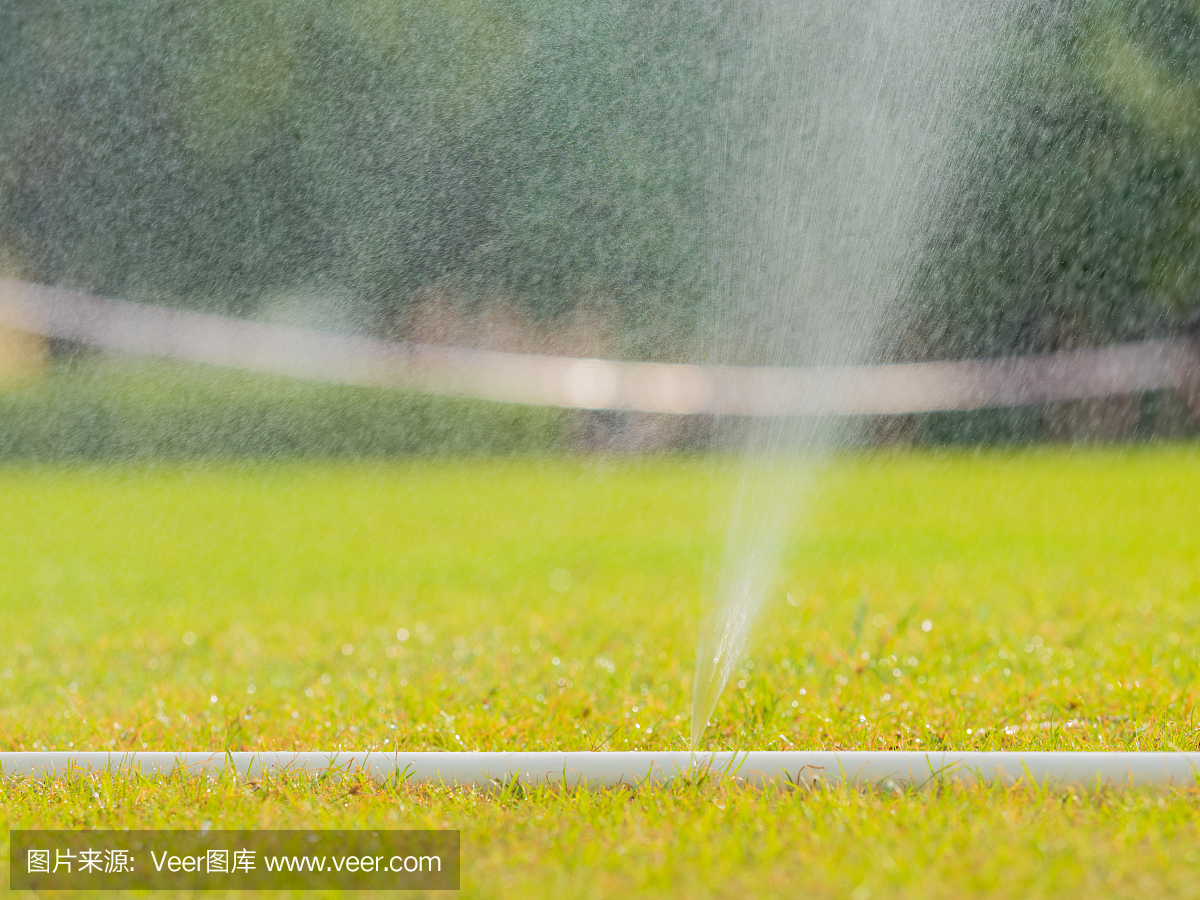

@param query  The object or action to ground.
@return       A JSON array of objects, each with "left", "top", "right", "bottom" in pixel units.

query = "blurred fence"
[{"left": 1, "top": 277, "right": 1198, "bottom": 425}]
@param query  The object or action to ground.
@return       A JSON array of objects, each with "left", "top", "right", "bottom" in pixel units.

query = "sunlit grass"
[{"left": 2, "top": 445, "right": 1199, "bottom": 897}]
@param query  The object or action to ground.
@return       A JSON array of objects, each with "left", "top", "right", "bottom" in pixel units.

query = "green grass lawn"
[{"left": 2, "top": 445, "right": 1200, "bottom": 898}]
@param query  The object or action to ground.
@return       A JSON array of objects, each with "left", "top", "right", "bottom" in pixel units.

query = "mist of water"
[{"left": 692, "top": 0, "right": 1014, "bottom": 747}]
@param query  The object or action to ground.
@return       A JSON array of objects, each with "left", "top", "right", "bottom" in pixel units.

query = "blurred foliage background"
[
  {"left": 0, "top": 0, "right": 713, "bottom": 331},
  {"left": 914, "top": 0, "right": 1200, "bottom": 354},
  {"left": 1, "top": 0, "right": 1199, "bottom": 452}
]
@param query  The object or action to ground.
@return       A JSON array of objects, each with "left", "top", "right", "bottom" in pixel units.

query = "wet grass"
[{"left": 2, "top": 444, "right": 1200, "bottom": 897}]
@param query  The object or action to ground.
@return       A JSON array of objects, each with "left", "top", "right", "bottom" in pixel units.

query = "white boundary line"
[
  {"left": 2, "top": 750, "right": 1199, "bottom": 787},
  {"left": 3, "top": 278, "right": 1198, "bottom": 418}
]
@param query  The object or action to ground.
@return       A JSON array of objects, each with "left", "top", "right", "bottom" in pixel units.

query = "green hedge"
[{"left": 0, "top": 357, "right": 568, "bottom": 459}]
